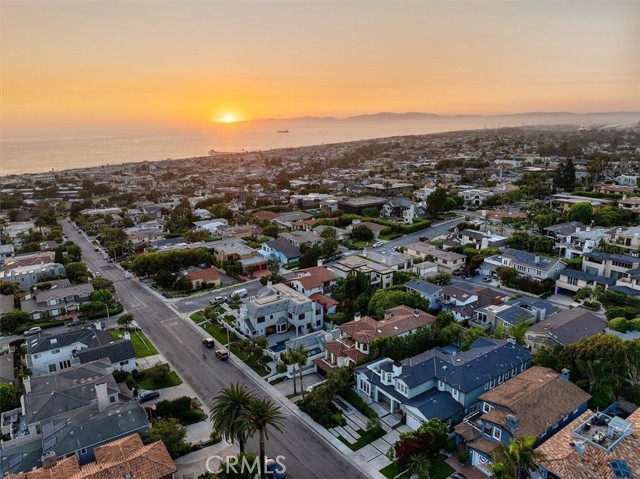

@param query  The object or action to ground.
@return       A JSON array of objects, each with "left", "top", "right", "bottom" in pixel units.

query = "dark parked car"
[
  {"left": 66, "top": 319, "right": 82, "bottom": 328},
  {"left": 202, "top": 338, "right": 216, "bottom": 348},
  {"left": 137, "top": 390, "right": 160, "bottom": 403}
]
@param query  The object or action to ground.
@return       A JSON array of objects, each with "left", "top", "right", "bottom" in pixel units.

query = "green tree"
[
  {"left": 434, "top": 311, "right": 455, "bottom": 330},
  {"left": 118, "top": 312, "right": 134, "bottom": 329},
  {"left": 263, "top": 224, "right": 279, "bottom": 239},
  {"left": 506, "top": 318, "right": 530, "bottom": 346},
  {"left": 210, "top": 383, "right": 256, "bottom": 453},
  {"left": 351, "top": 224, "right": 374, "bottom": 242},
  {"left": 0, "top": 310, "right": 30, "bottom": 334},
  {"left": 406, "top": 453, "right": 431, "bottom": 479},
  {"left": 279, "top": 350, "right": 299, "bottom": 396},
  {"left": 426, "top": 188, "right": 448, "bottom": 218},
  {"left": 490, "top": 436, "right": 545, "bottom": 479},
  {"left": 215, "top": 452, "right": 259, "bottom": 479},
  {"left": 91, "top": 289, "right": 113, "bottom": 304},
  {"left": 362, "top": 207, "right": 380, "bottom": 218},
  {"left": 294, "top": 344, "right": 309, "bottom": 400},
  {"left": 0, "top": 383, "right": 19, "bottom": 412},
  {"left": 242, "top": 398, "right": 285, "bottom": 479},
  {"left": 143, "top": 418, "right": 188, "bottom": 459},
  {"left": 568, "top": 202, "right": 593, "bottom": 224},
  {"left": 461, "top": 327, "right": 488, "bottom": 350},
  {"left": 65, "top": 261, "right": 89, "bottom": 283},
  {"left": 554, "top": 158, "right": 576, "bottom": 192},
  {"left": 91, "top": 276, "right": 115, "bottom": 292},
  {"left": 320, "top": 237, "right": 338, "bottom": 257}
]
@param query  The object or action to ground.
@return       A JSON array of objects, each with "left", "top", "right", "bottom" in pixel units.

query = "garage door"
[{"left": 405, "top": 413, "right": 422, "bottom": 430}]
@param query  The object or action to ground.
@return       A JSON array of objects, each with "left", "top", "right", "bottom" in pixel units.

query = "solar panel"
[
  {"left": 43, "top": 435, "right": 57, "bottom": 451},
  {"left": 609, "top": 460, "right": 633, "bottom": 479}
]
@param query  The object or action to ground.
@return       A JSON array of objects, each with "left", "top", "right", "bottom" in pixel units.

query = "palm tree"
[
  {"left": 279, "top": 349, "right": 297, "bottom": 395},
  {"left": 210, "top": 383, "right": 256, "bottom": 453},
  {"left": 242, "top": 397, "right": 285, "bottom": 479},
  {"left": 294, "top": 344, "right": 309, "bottom": 400},
  {"left": 490, "top": 436, "right": 545, "bottom": 479},
  {"left": 406, "top": 453, "right": 431, "bottom": 479}
]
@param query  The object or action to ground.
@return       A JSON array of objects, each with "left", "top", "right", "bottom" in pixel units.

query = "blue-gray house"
[
  {"left": 404, "top": 278, "right": 443, "bottom": 311},
  {"left": 354, "top": 337, "right": 532, "bottom": 430},
  {"left": 455, "top": 366, "right": 591, "bottom": 475}
]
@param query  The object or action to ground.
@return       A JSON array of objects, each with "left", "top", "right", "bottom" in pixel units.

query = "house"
[
  {"left": 609, "top": 226, "right": 640, "bottom": 255},
  {"left": 481, "top": 248, "right": 566, "bottom": 280},
  {"left": 559, "top": 227, "right": 613, "bottom": 259},
  {"left": 3, "top": 221, "right": 36, "bottom": 247},
  {"left": 404, "top": 278, "right": 443, "bottom": 310},
  {"left": 309, "top": 293, "right": 339, "bottom": 315},
  {"left": 381, "top": 197, "right": 422, "bottom": 224},
  {"left": 311, "top": 225, "right": 350, "bottom": 241},
  {"left": 550, "top": 193, "right": 614, "bottom": 213},
  {"left": 273, "top": 211, "right": 313, "bottom": 229},
  {"left": 613, "top": 268, "right": 640, "bottom": 297},
  {"left": 615, "top": 174, "right": 640, "bottom": 187},
  {"left": 472, "top": 296, "right": 557, "bottom": 332},
  {"left": 212, "top": 239, "right": 259, "bottom": 263},
  {"left": 236, "top": 283, "right": 323, "bottom": 337},
  {"left": 619, "top": 196, "right": 640, "bottom": 212},
  {"left": 279, "top": 231, "right": 323, "bottom": 249},
  {"left": 354, "top": 338, "right": 532, "bottom": 429},
  {"left": 544, "top": 221, "right": 588, "bottom": 242},
  {"left": 330, "top": 255, "right": 394, "bottom": 289},
  {"left": 260, "top": 238, "right": 301, "bottom": 264},
  {"left": 525, "top": 308, "right": 608, "bottom": 351},
  {"left": 439, "top": 284, "right": 507, "bottom": 322},
  {"left": 345, "top": 220, "right": 386, "bottom": 239},
  {"left": 555, "top": 269, "right": 616, "bottom": 295},
  {"left": 0, "top": 262, "right": 66, "bottom": 287},
  {"left": 457, "top": 229, "right": 507, "bottom": 250},
  {"left": 412, "top": 260, "right": 439, "bottom": 279},
  {"left": 25, "top": 327, "right": 136, "bottom": 375},
  {"left": 193, "top": 218, "right": 228, "bottom": 235},
  {"left": 457, "top": 367, "right": 591, "bottom": 475},
  {"left": 77, "top": 339, "right": 136, "bottom": 372},
  {"left": 20, "top": 280, "right": 94, "bottom": 320},
  {"left": 535, "top": 408, "right": 640, "bottom": 479},
  {"left": 185, "top": 267, "right": 222, "bottom": 289},
  {"left": 583, "top": 251, "right": 640, "bottom": 280},
  {"left": 0, "top": 244, "right": 15, "bottom": 261},
  {"left": 364, "top": 249, "right": 413, "bottom": 271},
  {"left": 316, "top": 307, "right": 435, "bottom": 373},
  {"left": 337, "top": 196, "right": 387, "bottom": 215},
  {"left": 283, "top": 328, "right": 341, "bottom": 373},
  {"left": 0, "top": 361, "right": 150, "bottom": 474},
  {"left": 461, "top": 189, "right": 496, "bottom": 206},
  {"left": 5, "top": 433, "right": 176, "bottom": 479},
  {"left": 403, "top": 243, "right": 466, "bottom": 274},
  {"left": 287, "top": 266, "right": 337, "bottom": 297}
]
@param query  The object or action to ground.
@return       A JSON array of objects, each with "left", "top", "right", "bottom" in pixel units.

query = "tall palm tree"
[
  {"left": 406, "top": 453, "right": 431, "bottom": 478},
  {"left": 242, "top": 397, "right": 285, "bottom": 479},
  {"left": 294, "top": 344, "right": 309, "bottom": 400},
  {"left": 279, "top": 349, "right": 297, "bottom": 395},
  {"left": 490, "top": 436, "right": 545, "bottom": 479},
  {"left": 210, "top": 383, "right": 256, "bottom": 453}
]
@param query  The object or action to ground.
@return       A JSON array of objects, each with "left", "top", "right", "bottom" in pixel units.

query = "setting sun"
[{"left": 220, "top": 114, "right": 236, "bottom": 123}]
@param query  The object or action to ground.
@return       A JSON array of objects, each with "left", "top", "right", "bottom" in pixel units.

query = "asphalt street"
[{"left": 60, "top": 219, "right": 369, "bottom": 479}]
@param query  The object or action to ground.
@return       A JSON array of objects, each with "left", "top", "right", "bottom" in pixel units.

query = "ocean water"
[{"left": 2, "top": 113, "right": 634, "bottom": 175}]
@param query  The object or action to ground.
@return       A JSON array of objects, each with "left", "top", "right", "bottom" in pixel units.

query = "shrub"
[
  {"left": 606, "top": 307, "right": 631, "bottom": 320},
  {"left": 608, "top": 317, "right": 629, "bottom": 333},
  {"left": 458, "top": 450, "right": 469, "bottom": 464},
  {"left": 276, "top": 363, "right": 287, "bottom": 374},
  {"left": 628, "top": 318, "right": 640, "bottom": 331},
  {"left": 582, "top": 300, "right": 601, "bottom": 310}
]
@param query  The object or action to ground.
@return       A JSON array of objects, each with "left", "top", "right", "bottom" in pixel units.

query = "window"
[
  {"left": 609, "top": 460, "right": 632, "bottom": 479},
  {"left": 80, "top": 448, "right": 87, "bottom": 455},
  {"left": 483, "top": 403, "right": 493, "bottom": 413},
  {"left": 451, "top": 388, "right": 459, "bottom": 400},
  {"left": 124, "top": 473, "right": 133, "bottom": 479},
  {"left": 438, "top": 380, "right": 445, "bottom": 391},
  {"left": 48, "top": 364, "right": 57, "bottom": 373},
  {"left": 493, "top": 427, "right": 502, "bottom": 441},
  {"left": 52, "top": 349, "right": 60, "bottom": 355},
  {"left": 110, "top": 396, "right": 116, "bottom": 403},
  {"left": 498, "top": 374, "right": 504, "bottom": 384},
  {"left": 257, "top": 316, "right": 265, "bottom": 324},
  {"left": 521, "top": 363, "right": 526, "bottom": 372},
  {"left": 120, "top": 360, "right": 129, "bottom": 366}
]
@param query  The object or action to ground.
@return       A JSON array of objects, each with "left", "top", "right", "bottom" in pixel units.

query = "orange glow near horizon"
[{"left": 1, "top": 1, "right": 638, "bottom": 132}]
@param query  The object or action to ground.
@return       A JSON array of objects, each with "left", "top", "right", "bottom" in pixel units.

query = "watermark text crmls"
[{"left": 205, "top": 455, "right": 286, "bottom": 475}]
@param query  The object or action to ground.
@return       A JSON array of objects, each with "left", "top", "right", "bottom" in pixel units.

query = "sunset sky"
[{"left": 1, "top": 0, "right": 639, "bottom": 132}]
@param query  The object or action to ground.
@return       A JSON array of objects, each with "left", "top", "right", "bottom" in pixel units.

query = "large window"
[{"left": 493, "top": 427, "right": 502, "bottom": 441}]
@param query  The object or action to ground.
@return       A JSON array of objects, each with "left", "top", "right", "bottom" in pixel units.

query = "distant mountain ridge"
[{"left": 251, "top": 110, "right": 640, "bottom": 124}]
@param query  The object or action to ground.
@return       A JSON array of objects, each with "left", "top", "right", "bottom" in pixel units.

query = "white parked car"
[{"left": 24, "top": 327, "right": 43, "bottom": 336}]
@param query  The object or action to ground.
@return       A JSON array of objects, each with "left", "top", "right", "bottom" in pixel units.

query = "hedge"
[{"left": 340, "top": 388, "right": 377, "bottom": 419}]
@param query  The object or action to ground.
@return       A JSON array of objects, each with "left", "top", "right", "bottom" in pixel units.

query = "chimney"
[
  {"left": 560, "top": 368, "right": 570, "bottom": 382},
  {"left": 392, "top": 361, "right": 402, "bottom": 376},
  {"left": 413, "top": 309, "right": 420, "bottom": 318},
  {"left": 384, "top": 311, "right": 393, "bottom": 320},
  {"left": 317, "top": 259, "right": 323, "bottom": 267},
  {"left": 41, "top": 451, "right": 57, "bottom": 469},
  {"left": 505, "top": 414, "right": 519, "bottom": 432},
  {"left": 534, "top": 255, "right": 540, "bottom": 264},
  {"left": 23, "top": 375, "right": 32, "bottom": 394},
  {"left": 354, "top": 312, "right": 361, "bottom": 322},
  {"left": 94, "top": 320, "right": 102, "bottom": 331},
  {"left": 267, "top": 280, "right": 273, "bottom": 288},
  {"left": 123, "top": 331, "right": 131, "bottom": 340},
  {"left": 506, "top": 336, "right": 516, "bottom": 345},
  {"left": 95, "top": 382, "right": 110, "bottom": 411}
]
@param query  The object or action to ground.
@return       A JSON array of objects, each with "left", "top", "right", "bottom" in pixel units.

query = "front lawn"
[
  {"left": 137, "top": 369, "right": 183, "bottom": 390},
  {"left": 338, "top": 426, "right": 386, "bottom": 451},
  {"left": 230, "top": 344, "right": 270, "bottom": 377},
  {"left": 108, "top": 329, "right": 158, "bottom": 358},
  {"left": 202, "top": 322, "right": 237, "bottom": 345},
  {"left": 380, "top": 455, "right": 454, "bottom": 479},
  {"left": 190, "top": 312, "right": 204, "bottom": 324}
]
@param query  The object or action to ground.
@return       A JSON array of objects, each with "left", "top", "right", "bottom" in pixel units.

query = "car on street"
[
  {"left": 209, "top": 295, "right": 227, "bottom": 305},
  {"left": 23, "top": 327, "right": 42, "bottom": 336},
  {"left": 124, "top": 272, "right": 132, "bottom": 278},
  {"left": 265, "top": 458, "right": 286, "bottom": 479},
  {"left": 452, "top": 269, "right": 463, "bottom": 276},
  {"left": 232, "top": 288, "right": 248, "bottom": 298},
  {"left": 448, "top": 226, "right": 457, "bottom": 232},
  {"left": 215, "top": 349, "right": 229, "bottom": 360},
  {"left": 483, "top": 276, "right": 492, "bottom": 282},
  {"left": 94, "top": 271, "right": 101, "bottom": 276},
  {"left": 137, "top": 390, "right": 160, "bottom": 403},
  {"left": 66, "top": 319, "right": 83, "bottom": 328},
  {"left": 202, "top": 338, "right": 216, "bottom": 348},
  {"left": 372, "top": 241, "right": 384, "bottom": 247}
]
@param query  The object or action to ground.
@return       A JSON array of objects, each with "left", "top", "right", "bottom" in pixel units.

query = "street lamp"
[{"left": 98, "top": 301, "right": 110, "bottom": 322}]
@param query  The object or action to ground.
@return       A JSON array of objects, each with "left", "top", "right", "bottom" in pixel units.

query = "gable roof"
[
  {"left": 339, "top": 306, "right": 435, "bottom": 344},
  {"left": 186, "top": 267, "right": 221, "bottom": 282},
  {"left": 478, "top": 366, "right": 591, "bottom": 438},
  {"left": 78, "top": 340, "right": 135, "bottom": 366},
  {"left": 502, "top": 248, "right": 562, "bottom": 271},
  {"left": 405, "top": 278, "right": 443, "bottom": 296},
  {"left": 528, "top": 308, "right": 607, "bottom": 345},
  {"left": 27, "top": 329, "right": 111, "bottom": 354},
  {"left": 264, "top": 238, "right": 301, "bottom": 259},
  {"left": 288, "top": 266, "right": 336, "bottom": 290}
]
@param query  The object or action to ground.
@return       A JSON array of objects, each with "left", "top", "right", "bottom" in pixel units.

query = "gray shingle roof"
[
  {"left": 405, "top": 279, "right": 443, "bottom": 296},
  {"left": 560, "top": 269, "right": 616, "bottom": 285},
  {"left": 503, "top": 248, "right": 560, "bottom": 271},
  {"left": 78, "top": 340, "right": 135, "bottom": 365},
  {"left": 27, "top": 328, "right": 111, "bottom": 354},
  {"left": 264, "top": 238, "right": 301, "bottom": 259}
]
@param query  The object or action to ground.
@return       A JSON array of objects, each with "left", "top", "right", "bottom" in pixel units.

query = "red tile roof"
[
  {"left": 339, "top": 306, "right": 435, "bottom": 345},
  {"left": 253, "top": 211, "right": 279, "bottom": 221},
  {"left": 288, "top": 266, "right": 336, "bottom": 291},
  {"left": 187, "top": 267, "right": 221, "bottom": 282}
]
